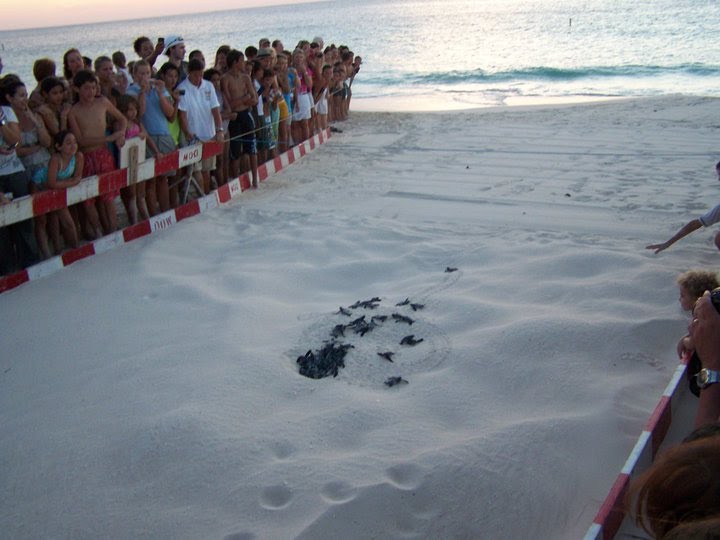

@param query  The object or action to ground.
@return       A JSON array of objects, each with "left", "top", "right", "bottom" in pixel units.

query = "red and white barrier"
[
  {"left": 583, "top": 359, "right": 691, "bottom": 540},
  {"left": 0, "top": 129, "right": 331, "bottom": 294}
]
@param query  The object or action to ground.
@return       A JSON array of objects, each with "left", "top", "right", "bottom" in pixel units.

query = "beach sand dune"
[{"left": 1, "top": 96, "right": 718, "bottom": 538}]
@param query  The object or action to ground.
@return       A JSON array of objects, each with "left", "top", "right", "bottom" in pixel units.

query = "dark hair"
[
  {"left": 53, "top": 129, "right": 73, "bottom": 149},
  {"left": 116, "top": 93, "right": 139, "bottom": 115},
  {"left": 271, "top": 39, "right": 282, "bottom": 48},
  {"left": 133, "top": 36, "right": 151, "bottom": 55},
  {"left": 262, "top": 69, "right": 274, "bottom": 79},
  {"left": 189, "top": 50, "right": 204, "bottom": 61},
  {"left": 158, "top": 62, "right": 179, "bottom": 76},
  {"left": 62, "top": 48, "right": 81, "bottom": 80},
  {"left": 252, "top": 61, "right": 263, "bottom": 76},
  {"left": 0, "top": 75, "right": 26, "bottom": 105},
  {"left": 73, "top": 69, "right": 97, "bottom": 89},
  {"left": 32, "top": 58, "right": 56, "bottom": 83},
  {"left": 187, "top": 58, "right": 204, "bottom": 73},
  {"left": 226, "top": 49, "right": 244, "bottom": 68},
  {"left": 82, "top": 56, "right": 92, "bottom": 69},
  {"left": 244, "top": 45, "right": 258, "bottom": 58},
  {"left": 215, "top": 45, "right": 231, "bottom": 64},
  {"left": 40, "top": 76, "right": 64, "bottom": 95},
  {"left": 203, "top": 68, "right": 220, "bottom": 81},
  {"left": 112, "top": 51, "right": 126, "bottom": 67}
]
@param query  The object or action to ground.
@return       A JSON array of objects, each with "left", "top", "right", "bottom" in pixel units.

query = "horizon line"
[{"left": 0, "top": 0, "right": 328, "bottom": 32}]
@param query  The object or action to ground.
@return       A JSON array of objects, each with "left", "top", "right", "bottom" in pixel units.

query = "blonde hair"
[{"left": 677, "top": 270, "right": 720, "bottom": 302}]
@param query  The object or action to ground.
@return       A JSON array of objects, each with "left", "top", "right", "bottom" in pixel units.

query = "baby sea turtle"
[
  {"left": 331, "top": 324, "right": 346, "bottom": 338},
  {"left": 445, "top": 267, "right": 458, "bottom": 273},
  {"left": 336, "top": 307, "right": 352, "bottom": 316},
  {"left": 371, "top": 315, "right": 388, "bottom": 323},
  {"left": 384, "top": 376, "right": 409, "bottom": 387},
  {"left": 392, "top": 313, "right": 415, "bottom": 325},
  {"left": 410, "top": 303, "right": 425, "bottom": 311},
  {"left": 377, "top": 351, "right": 395, "bottom": 362},
  {"left": 395, "top": 298, "right": 410, "bottom": 306},
  {"left": 350, "top": 297, "right": 382, "bottom": 310},
  {"left": 400, "top": 335, "right": 424, "bottom": 346}
]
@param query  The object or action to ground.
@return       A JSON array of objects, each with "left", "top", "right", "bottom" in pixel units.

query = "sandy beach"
[{"left": 2, "top": 95, "right": 719, "bottom": 538}]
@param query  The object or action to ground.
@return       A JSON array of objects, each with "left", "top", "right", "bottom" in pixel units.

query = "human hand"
[
  {"left": 154, "top": 79, "right": 165, "bottom": 92},
  {"left": 646, "top": 242, "right": 669, "bottom": 254},
  {"left": 116, "top": 134, "right": 126, "bottom": 148},
  {"left": 678, "top": 334, "right": 694, "bottom": 359},
  {"left": 0, "top": 192, "right": 10, "bottom": 205},
  {"left": 690, "top": 292, "right": 720, "bottom": 370},
  {"left": 215, "top": 131, "right": 224, "bottom": 143}
]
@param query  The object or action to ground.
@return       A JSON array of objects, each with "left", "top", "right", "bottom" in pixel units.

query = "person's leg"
[
  {"left": 47, "top": 212, "right": 62, "bottom": 253},
  {"left": 34, "top": 214, "right": 51, "bottom": 259},
  {"left": 57, "top": 208, "right": 78, "bottom": 249},
  {"left": 3, "top": 171, "right": 40, "bottom": 269},
  {"left": 156, "top": 176, "right": 170, "bottom": 213},
  {"left": 120, "top": 185, "right": 138, "bottom": 225},
  {"left": 136, "top": 181, "right": 149, "bottom": 221}
]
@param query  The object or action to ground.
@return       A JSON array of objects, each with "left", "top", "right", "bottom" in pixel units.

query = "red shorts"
[{"left": 83, "top": 147, "right": 119, "bottom": 203}]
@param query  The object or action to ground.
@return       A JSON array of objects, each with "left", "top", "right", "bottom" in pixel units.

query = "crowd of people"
[{"left": 0, "top": 35, "right": 362, "bottom": 275}]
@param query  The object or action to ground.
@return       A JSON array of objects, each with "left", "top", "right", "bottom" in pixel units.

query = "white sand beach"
[{"left": 2, "top": 95, "right": 719, "bottom": 538}]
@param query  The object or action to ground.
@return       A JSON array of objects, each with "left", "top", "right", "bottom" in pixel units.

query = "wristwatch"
[{"left": 696, "top": 368, "right": 720, "bottom": 389}]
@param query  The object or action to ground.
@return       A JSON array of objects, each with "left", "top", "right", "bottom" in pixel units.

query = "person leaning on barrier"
[{"left": 0, "top": 75, "right": 40, "bottom": 274}]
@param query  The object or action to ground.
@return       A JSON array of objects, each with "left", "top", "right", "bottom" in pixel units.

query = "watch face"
[{"left": 699, "top": 370, "right": 709, "bottom": 385}]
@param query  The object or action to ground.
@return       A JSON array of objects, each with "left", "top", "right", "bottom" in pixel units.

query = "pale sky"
[{"left": 1, "top": 0, "right": 317, "bottom": 31}]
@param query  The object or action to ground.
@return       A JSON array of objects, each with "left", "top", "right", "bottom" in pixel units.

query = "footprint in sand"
[
  {"left": 385, "top": 463, "right": 423, "bottom": 490},
  {"left": 320, "top": 480, "right": 358, "bottom": 504},
  {"left": 223, "top": 533, "right": 256, "bottom": 540},
  {"left": 269, "top": 440, "right": 296, "bottom": 460},
  {"left": 259, "top": 484, "right": 293, "bottom": 509}
]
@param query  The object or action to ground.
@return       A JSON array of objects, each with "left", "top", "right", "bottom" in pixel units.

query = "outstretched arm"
[{"left": 646, "top": 219, "right": 702, "bottom": 254}]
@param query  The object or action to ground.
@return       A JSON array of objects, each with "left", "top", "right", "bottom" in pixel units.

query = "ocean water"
[{"left": 1, "top": 0, "right": 719, "bottom": 110}]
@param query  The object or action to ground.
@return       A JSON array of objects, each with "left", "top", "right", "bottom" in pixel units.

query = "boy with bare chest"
[
  {"left": 68, "top": 70, "right": 126, "bottom": 236},
  {"left": 221, "top": 49, "right": 259, "bottom": 187}
]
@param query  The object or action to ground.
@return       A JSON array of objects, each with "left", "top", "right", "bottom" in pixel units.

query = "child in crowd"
[
  {"left": 204, "top": 68, "right": 233, "bottom": 186},
  {"left": 127, "top": 60, "right": 176, "bottom": 212},
  {"left": 112, "top": 51, "right": 131, "bottom": 85},
  {"left": 214, "top": 45, "right": 230, "bottom": 74},
  {"left": 36, "top": 77, "right": 70, "bottom": 136},
  {"left": 33, "top": 130, "right": 84, "bottom": 254},
  {"left": 313, "top": 64, "right": 332, "bottom": 132},
  {"left": 262, "top": 69, "right": 280, "bottom": 160},
  {"left": 116, "top": 94, "right": 161, "bottom": 222},
  {"left": 221, "top": 49, "right": 259, "bottom": 186},
  {"left": 158, "top": 62, "right": 182, "bottom": 208},
  {"left": 675, "top": 270, "right": 720, "bottom": 395},
  {"left": 274, "top": 52, "right": 292, "bottom": 152},
  {"left": 68, "top": 69, "right": 126, "bottom": 237},
  {"left": 291, "top": 49, "right": 312, "bottom": 144},
  {"left": 28, "top": 58, "right": 56, "bottom": 110}
]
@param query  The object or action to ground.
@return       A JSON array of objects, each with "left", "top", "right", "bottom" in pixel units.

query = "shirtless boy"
[
  {"left": 221, "top": 49, "right": 259, "bottom": 187},
  {"left": 68, "top": 70, "right": 126, "bottom": 236}
]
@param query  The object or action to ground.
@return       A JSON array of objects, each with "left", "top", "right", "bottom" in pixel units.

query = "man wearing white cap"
[{"left": 164, "top": 35, "right": 188, "bottom": 82}]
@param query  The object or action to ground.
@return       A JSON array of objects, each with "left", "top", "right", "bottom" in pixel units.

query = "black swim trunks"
[{"left": 229, "top": 109, "right": 257, "bottom": 159}]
